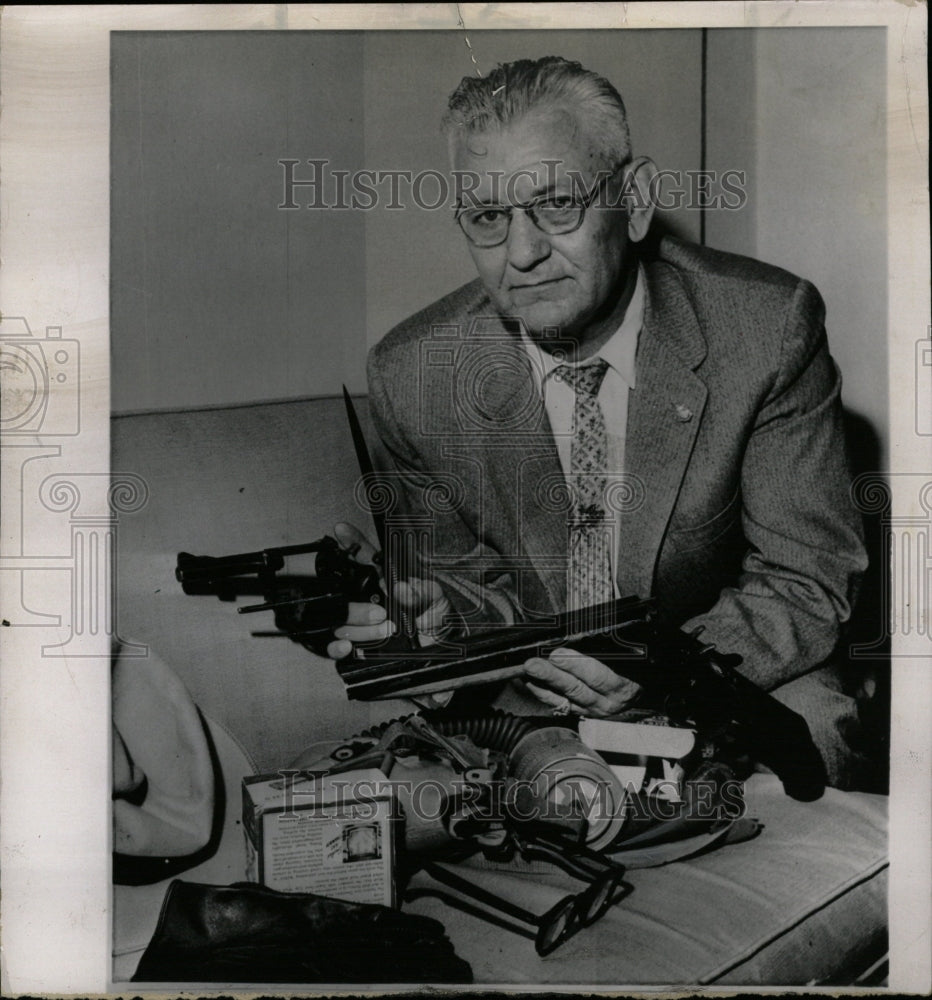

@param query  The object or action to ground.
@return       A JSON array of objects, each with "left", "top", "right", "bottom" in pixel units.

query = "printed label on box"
[{"left": 243, "top": 767, "right": 397, "bottom": 907}]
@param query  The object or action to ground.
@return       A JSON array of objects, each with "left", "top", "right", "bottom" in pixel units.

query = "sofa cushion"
[
  {"left": 112, "top": 396, "right": 413, "bottom": 773},
  {"left": 405, "top": 774, "right": 887, "bottom": 985}
]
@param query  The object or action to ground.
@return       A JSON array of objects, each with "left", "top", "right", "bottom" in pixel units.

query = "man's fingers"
[
  {"left": 524, "top": 677, "right": 582, "bottom": 711},
  {"left": 523, "top": 656, "right": 601, "bottom": 707},
  {"left": 548, "top": 646, "right": 638, "bottom": 697},
  {"left": 332, "top": 620, "right": 394, "bottom": 643},
  {"left": 327, "top": 617, "right": 395, "bottom": 661},
  {"left": 333, "top": 522, "right": 379, "bottom": 565},
  {"left": 523, "top": 649, "right": 643, "bottom": 717},
  {"left": 327, "top": 637, "right": 354, "bottom": 661},
  {"left": 342, "top": 601, "right": 387, "bottom": 627},
  {"left": 395, "top": 577, "right": 444, "bottom": 613},
  {"left": 394, "top": 578, "right": 425, "bottom": 611},
  {"left": 329, "top": 602, "right": 395, "bottom": 658},
  {"left": 416, "top": 598, "right": 449, "bottom": 634}
]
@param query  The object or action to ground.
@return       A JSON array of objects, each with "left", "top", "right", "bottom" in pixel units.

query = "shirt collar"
[{"left": 521, "top": 263, "right": 644, "bottom": 390}]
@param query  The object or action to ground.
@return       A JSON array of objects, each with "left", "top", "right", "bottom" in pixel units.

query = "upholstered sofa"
[{"left": 111, "top": 395, "right": 888, "bottom": 986}]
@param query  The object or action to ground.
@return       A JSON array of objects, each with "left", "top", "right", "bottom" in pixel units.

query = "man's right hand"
[
  {"left": 325, "top": 522, "right": 392, "bottom": 659},
  {"left": 325, "top": 522, "right": 451, "bottom": 660}
]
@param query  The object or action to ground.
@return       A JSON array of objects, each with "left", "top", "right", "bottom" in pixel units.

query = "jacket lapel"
[
  {"left": 458, "top": 314, "right": 568, "bottom": 612},
  {"left": 617, "top": 261, "right": 708, "bottom": 600}
]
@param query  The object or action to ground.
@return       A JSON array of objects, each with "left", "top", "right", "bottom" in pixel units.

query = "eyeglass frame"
[
  {"left": 420, "top": 858, "right": 628, "bottom": 957},
  {"left": 454, "top": 162, "right": 629, "bottom": 249}
]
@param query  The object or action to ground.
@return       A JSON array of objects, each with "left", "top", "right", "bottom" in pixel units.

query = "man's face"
[{"left": 451, "top": 108, "right": 634, "bottom": 348}]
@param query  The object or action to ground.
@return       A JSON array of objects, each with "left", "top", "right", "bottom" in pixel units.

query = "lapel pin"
[{"left": 674, "top": 404, "right": 693, "bottom": 422}]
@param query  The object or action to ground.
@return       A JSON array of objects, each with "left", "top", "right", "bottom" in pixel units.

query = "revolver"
[{"left": 175, "top": 536, "right": 383, "bottom": 653}]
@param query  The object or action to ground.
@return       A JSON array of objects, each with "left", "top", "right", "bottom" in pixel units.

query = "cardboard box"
[{"left": 243, "top": 767, "right": 398, "bottom": 906}]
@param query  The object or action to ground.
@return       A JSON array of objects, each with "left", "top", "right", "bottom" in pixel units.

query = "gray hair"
[{"left": 442, "top": 56, "right": 632, "bottom": 169}]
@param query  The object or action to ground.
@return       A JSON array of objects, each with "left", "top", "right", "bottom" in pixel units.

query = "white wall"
[
  {"left": 112, "top": 28, "right": 888, "bottom": 470},
  {"left": 111, "top": 29, "right": 703, "bottom": 414},
  {"left": 706, "top": 27, "right": 887, "bottom": 467},
  {"left": 111, "top": 32, "right": 370, "bottom": 409}
]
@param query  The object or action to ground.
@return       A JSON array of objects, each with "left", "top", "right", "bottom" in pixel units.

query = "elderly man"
[{"left": 330, "top": 56, "right": 868, "bottom": 788}]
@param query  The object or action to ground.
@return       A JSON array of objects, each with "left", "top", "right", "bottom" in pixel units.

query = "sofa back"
[{"left": 112, "top": 395, "right": 404, "bottom": 772}]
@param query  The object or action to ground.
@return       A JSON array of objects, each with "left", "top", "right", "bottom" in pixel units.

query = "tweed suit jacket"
[{"left": 366, "top": 237, "right": 867, "bottom": 694}]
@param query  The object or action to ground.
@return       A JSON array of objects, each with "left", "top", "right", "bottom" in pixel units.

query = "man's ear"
[{"left": 622, "top": 156, "right": 658, "bottom": 243}]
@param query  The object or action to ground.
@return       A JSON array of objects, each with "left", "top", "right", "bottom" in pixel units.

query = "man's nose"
[{"left": 506, "top": 209, "right": 551, "bottom": 271}]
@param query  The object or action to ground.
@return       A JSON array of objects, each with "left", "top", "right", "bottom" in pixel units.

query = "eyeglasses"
[
  {"left": 418, "top": 824, "right": 628, "bottom": 956},
  {"left": 455, "top": 170, "right": 619, "bottom": 248},
  {"left": 421, "top": 858, "right": 626, "bottom": 956}
]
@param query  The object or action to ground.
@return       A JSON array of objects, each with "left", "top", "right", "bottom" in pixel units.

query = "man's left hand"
[{"left": 523, "top": 647, "right": 642, "bottom": 717}]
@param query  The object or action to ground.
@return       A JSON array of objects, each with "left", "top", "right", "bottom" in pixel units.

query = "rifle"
[{"left": 337, "top": 595, "right": 827, "bottom": 803}]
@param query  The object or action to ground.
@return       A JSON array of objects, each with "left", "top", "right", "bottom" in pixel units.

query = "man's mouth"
[{"left": 510, "top": 277, "right": 568, "bottom": 292}]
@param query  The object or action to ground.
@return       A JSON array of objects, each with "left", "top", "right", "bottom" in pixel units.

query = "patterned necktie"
[{"left": 553, "top": 359, "right": 614, "bottom": 613}]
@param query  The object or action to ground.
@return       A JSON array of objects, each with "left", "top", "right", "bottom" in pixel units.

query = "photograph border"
[{"left": 0, "top": 3, "right": 928, "bottom": 994}]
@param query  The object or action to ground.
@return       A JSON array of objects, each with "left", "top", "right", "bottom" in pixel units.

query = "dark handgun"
[{"left": 175, "top": 536, "right": 383, "bottom": 650}]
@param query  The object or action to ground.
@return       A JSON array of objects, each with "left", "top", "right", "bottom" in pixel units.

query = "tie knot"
[{"left": 553, "top": 359, "right": 609, "bottom": 397}]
